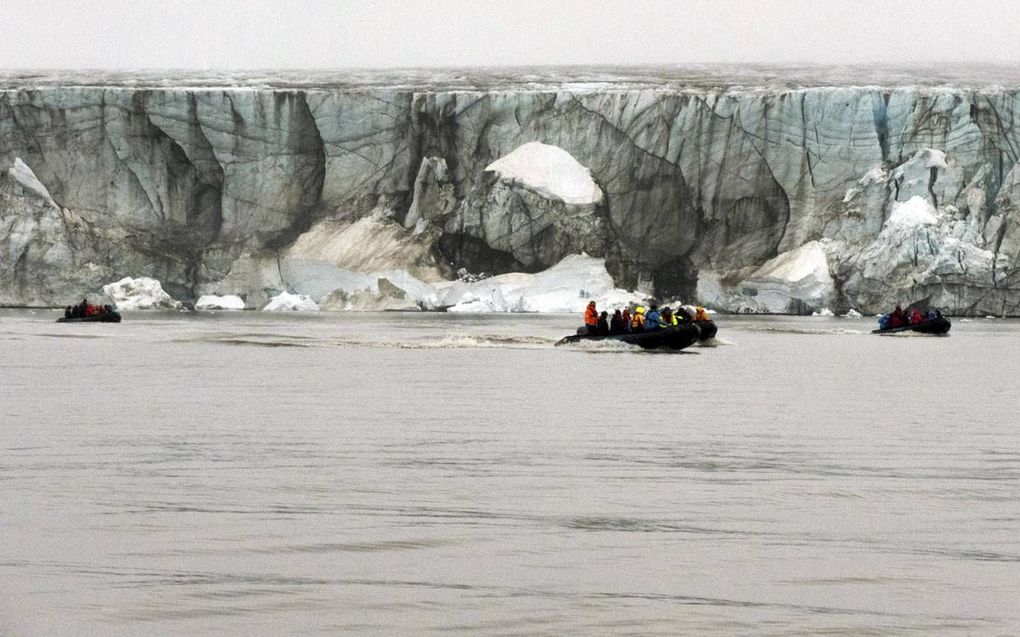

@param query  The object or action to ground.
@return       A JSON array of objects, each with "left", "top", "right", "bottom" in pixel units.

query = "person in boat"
[
  {"left": 694, "top": 306, "right": 709, "bottom": 322},
  {"left": 675, "top": 305, "right": 693, "bottom": 322},
  {"left": 644, "top": 304, "right": 662, "bottom": 330},
  {"left": 631, "top": 306, "right": 646, "bottom": 332},
  {"left": 910, "top": 308, "right": 923, "bottom": 324},
  {"left": 597, "top": 311, "right": 610, "bottom": 336},
  {"left": 609, "top": 310, "right": 625, "bottom": 335},
  {"left": 584, "top": 300, "right": 599, "bottom": 335},
  {"left": 889, "top": 305, "right": 904, "bottom": 328},
  {"left": 661, "top": 306, "right": 677, "bottom": 327},
  {"left": 620, "top": 308, "right": 632, "bottom": 333}
]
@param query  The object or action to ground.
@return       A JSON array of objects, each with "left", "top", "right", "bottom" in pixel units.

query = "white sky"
[{"left": 2, "top": 0, "right": 1018, "bottom": 69}]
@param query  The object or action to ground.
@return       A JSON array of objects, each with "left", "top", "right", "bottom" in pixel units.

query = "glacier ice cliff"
[{"left": 2, "top": 66, "right": 1020, "bottom": 314}]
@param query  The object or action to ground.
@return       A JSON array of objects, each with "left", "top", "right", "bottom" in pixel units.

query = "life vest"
[
  {"left": 584, "top": 305, "right": 598, "bottom": 326},
  {"left": 695, "top": 308, "right": 708, "bottom": 321},
  {"left": 631, "top": 312, "right": 645, "bottom": 329}
]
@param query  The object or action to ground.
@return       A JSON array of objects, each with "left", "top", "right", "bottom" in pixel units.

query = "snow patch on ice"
[
  {"left": 196, "top": 294, "right": 245, "bottom": 310},
  {"left": 103, "top": 277, "right": 183, "bottom": 310},
  {"left": 262, "top": 292, "right": 320, "bottom": 312},
  {"left": 486, "top": 142, "right": 603, "bottom": 205},
  {"left": 887, "top": 196, "right": 937, "bottom": 227}
]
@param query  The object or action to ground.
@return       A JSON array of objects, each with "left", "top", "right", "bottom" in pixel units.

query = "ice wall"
[{"left": 2, "top": 68, "right": 1020, "bottom": 314}]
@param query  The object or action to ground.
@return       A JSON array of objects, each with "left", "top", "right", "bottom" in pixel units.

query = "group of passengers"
[
  {"left": 878, "top": 305, "right": 942, "bottom": 330},
  {"left": 583, "top": 301, "right": 709, "bottom": 336},
  {"left": 64, "top": 298, "right": 114, "bottom": 319}
]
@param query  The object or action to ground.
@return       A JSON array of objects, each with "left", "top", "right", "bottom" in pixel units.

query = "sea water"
[{"left": 1, "top": 310, "right": 1018, "bottom": 635}]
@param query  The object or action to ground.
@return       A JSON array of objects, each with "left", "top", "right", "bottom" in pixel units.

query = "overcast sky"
[{"left": 2, "top": 0, "right": 1018, "bottom": 69}]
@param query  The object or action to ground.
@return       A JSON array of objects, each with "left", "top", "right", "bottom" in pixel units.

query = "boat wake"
[
  {"left": 401, "top": 334, "right": 559, "bottom": 350},
  {"left": 693, "top": 336, "right": 732, "bottom": 347},
  {"left": 177, "top": 330, "right": 723, "bottom": 351},
  {"left": 179, "top": 332, "right": 562, "bottom": 350},
  {"left": 557, "top": 338, "right": 643, "bottom": 353},
  {"left": 754, "top": 327, "right": 866, "bottom": 336}
]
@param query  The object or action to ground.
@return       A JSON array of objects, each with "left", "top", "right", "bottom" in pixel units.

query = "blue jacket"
[{"left": 644, "top": 310, "right": 661, "bottom": 329}]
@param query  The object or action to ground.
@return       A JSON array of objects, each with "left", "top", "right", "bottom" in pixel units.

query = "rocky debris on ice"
[
  {"left": 262, "top": 292, "right": 320, "bottom": 312},
  {"left": 276, "top": 214, "right": 443, "bottom": 309},
  {"left": 285, "top": 214, "right": 447, "bottom": 283},
  {"left": 102, "top": 277, "right": 183, "bottom": 310},
  {"left": 485, "top": 142, "right": 603, "bottom": 205},
  {"left": 195, "top": 294, "right": 246, "bottom": 310},
  {"left": 205, "top": 214, "right": 444, "bottom": 311}
]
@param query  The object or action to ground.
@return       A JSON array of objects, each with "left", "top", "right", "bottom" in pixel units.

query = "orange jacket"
[{"left": 584, "top": 305, "right": 598, "bottom": 326}]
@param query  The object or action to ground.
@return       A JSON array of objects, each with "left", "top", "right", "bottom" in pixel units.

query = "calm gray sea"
[{"left": 1, "top": 310, "right": 1018, "bottom": 636}]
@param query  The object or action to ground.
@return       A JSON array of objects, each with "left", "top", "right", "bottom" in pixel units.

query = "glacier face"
[{"left": 2, "top": 67, "right": 1020, "bottom": 314}]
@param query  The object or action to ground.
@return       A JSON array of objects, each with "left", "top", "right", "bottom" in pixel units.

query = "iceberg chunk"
[
  {"left": 102, "top": 277, "right": 183, "bottom": 310},
  {"left": 195, "top": 294, "right": 246, "bottom": 310},
  {"left": 262, "top": 292, "right": 320, "bottom": 312}
]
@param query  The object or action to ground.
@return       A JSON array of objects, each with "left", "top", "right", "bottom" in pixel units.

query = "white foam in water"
[{"left": 559, "top": 338, "right": 643, "bottom": 353}]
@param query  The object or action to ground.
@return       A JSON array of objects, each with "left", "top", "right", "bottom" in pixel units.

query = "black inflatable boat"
[
  {"left": 694, "top": 319, "right": 718, "bottom": 340},
  {"left": 555, "top": 323, "right": 701, "bottom": 350},
  {"left": 57, "top": 311, "right": 122, "bottom": 323},
  {"left": 871, "top": 317, "right": 950, "bottom": 335}
]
